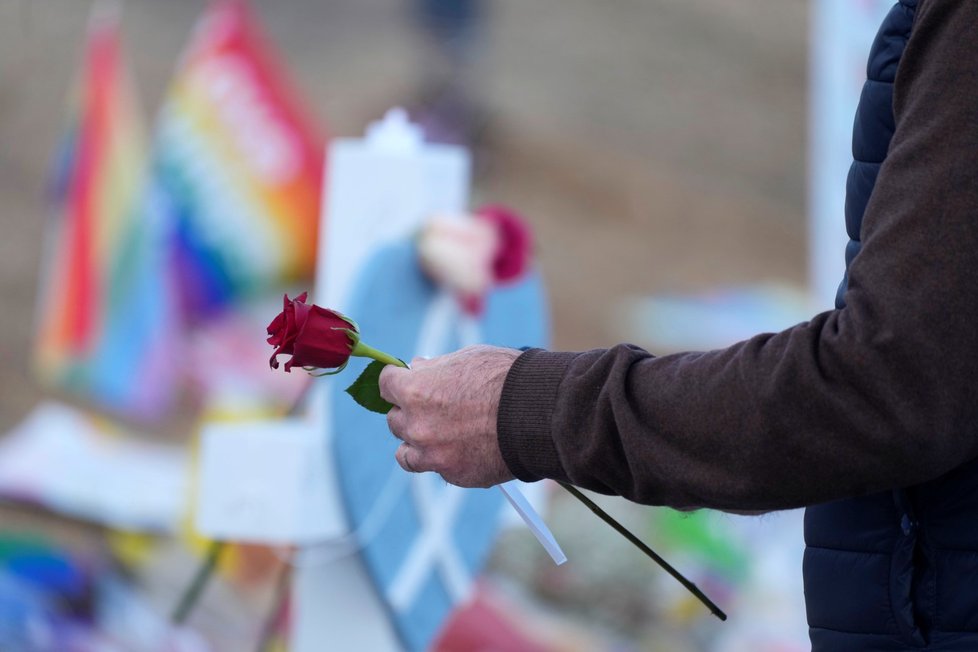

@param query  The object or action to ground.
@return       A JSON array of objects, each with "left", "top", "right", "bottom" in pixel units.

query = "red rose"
[{"left": 267, "top": 292, "right": 358, "bottom": 372}]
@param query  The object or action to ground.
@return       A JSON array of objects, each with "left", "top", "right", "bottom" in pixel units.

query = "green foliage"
[{"left": 345, "top": 360, "right": 394, "bottom": 414}]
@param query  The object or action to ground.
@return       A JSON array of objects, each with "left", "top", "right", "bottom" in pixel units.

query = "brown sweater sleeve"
[{"left": 497, "top": 0, "right": 978, "bottom": 512}]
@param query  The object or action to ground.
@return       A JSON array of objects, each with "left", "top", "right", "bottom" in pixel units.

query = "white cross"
[
  {"left": 386, "top": 475, "right": 472, "bottom": 612},
  {"left": 386, "top": 292, "right": 472, "bottom": 612},
  {"left": 384, "top": 290, "right": 566, "bottom": 612}
]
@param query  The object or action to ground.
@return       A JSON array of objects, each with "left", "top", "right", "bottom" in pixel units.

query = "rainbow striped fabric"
[
  {"left": 36, "top": 9, "right": 179, "bottom": 420},
  {"left": 153, "top": 0, "right": 323, "bottom": 318},
  {"left": 35, "top": 1, "right": 324, "bottom": 420}
]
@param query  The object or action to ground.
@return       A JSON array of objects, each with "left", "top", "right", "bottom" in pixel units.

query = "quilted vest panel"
[{"left": 806, "top": 1, "right": 978, "bottom": 649}]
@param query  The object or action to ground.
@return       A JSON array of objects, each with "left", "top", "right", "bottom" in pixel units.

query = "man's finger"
[
  {"left": 378, "top": 364, "right": 410, "bottom": 405},
  {"left": 410, "top": 355, "right": 433, "bottom": 369},
  {"left": 396, "top": 443, "right": 423, "bottom": 474},
  {"left": 386, "top": 406, "right": 414, "bottom": 444}
]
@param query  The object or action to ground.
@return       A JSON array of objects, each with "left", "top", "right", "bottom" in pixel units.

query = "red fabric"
[
  {"left": 432, "top": 589, "right": 551, "bottom": 652},
  {"left": 63, "top": 20, "right": 119, "bottom": 353}
]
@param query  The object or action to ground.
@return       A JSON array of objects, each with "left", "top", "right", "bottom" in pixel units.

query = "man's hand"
[{"left": 379, "top": 345, "right": 521, "bottom": 487}]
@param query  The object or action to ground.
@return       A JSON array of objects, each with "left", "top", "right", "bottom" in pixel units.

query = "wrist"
[{"left": 496, "top": 348, "right": 578, "bottom": 482}]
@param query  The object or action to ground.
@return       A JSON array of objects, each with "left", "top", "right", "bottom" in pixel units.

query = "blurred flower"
[
  {"left": 477, "top": 205, "right": 533, "bottom": 284},
  {"left": 417, "top": 206, "right": 534, "bottom": 315},
  {"left": 417, "top": 215, "right": 499, "bottom": 299}
]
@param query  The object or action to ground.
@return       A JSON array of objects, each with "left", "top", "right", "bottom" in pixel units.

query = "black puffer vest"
[{"left": 804, "top": 1, "right": 978, "bottom": 649}]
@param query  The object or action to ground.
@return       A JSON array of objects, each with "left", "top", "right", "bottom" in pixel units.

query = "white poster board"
[{"left": 292, "top": 109, "right": 471, "bottom": 652}]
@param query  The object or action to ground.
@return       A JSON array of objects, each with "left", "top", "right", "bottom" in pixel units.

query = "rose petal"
[
  {"left": 267, "top": 312, "right": 285, "bottom": 337},
  {"left": 287, "top": 306, "right": 356, "bottom": 370},
  {"left": 293, "top": 299, "right": 312, "bottom": 331},
  {"left": 267, "top": 293, "right": 310, "bottom": 369}
]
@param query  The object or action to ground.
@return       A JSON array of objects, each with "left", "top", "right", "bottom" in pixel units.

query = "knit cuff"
[{"left": 497, "top": 348, "right": 577, "bottom": 483}]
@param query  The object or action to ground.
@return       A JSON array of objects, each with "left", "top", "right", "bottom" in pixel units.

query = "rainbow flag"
[
  {"left": 36, "top": 7, "right": 179, "bottom": 419},
  {"left": 36, "top": 0, "right": 322, "bottom": 419},
  {"left": 152, "top": 0, "right": 324, "bottom": 318}
]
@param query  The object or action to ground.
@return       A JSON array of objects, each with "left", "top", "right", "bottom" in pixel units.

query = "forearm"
[{"left": 499, "top": 312, "right": 974, "bottom": 512}]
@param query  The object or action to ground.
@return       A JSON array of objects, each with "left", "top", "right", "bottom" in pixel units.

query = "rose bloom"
[{"left": 267, "top": 292, "right": 357, "bottom": 372}]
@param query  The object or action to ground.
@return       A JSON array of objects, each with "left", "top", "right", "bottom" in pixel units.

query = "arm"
[{"left": 499, "top": 0, "right": 978, "bottom": 511}]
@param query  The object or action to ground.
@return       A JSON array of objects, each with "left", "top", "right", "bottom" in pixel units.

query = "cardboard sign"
[{"left": 195, "top": 418, "right": 337, "bottom": 544}]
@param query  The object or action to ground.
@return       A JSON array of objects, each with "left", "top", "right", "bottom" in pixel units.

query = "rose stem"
[
  {"left": 557, "top": 481, "right": 727, "bottom": 621},
  {"left": 171, "top": 540, "right": 226, "bottom": 624},
  {"left": 353, "top": 341, "right": 408, "bottom": 368}
]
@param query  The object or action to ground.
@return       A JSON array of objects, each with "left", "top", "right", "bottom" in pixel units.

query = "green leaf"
[{"left": 345, "top": 360, "right": 394, "bottom": 414}]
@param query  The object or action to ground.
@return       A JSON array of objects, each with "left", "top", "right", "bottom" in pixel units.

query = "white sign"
[{"left": 195, "top": 418, "right": 335, "bottom": 544}]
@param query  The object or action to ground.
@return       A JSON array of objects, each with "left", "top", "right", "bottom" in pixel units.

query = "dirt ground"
[{"left": 0, "top": 0, "right": 806, "bottom": 433}]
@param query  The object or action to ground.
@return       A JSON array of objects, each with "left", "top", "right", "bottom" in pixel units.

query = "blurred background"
[{"left": 0, "top": 0, "right": 887, "bottom": 650}]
